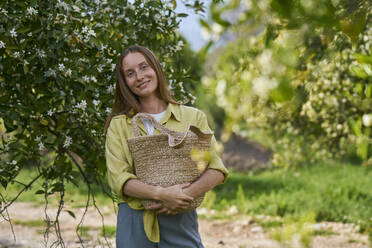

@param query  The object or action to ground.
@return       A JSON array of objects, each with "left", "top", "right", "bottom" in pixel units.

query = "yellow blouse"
[{"left": 105, "top": 103, "right": 229, "bottom": 242}]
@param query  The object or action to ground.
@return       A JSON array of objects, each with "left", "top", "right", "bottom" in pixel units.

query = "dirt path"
[{"left": 0, "top": 202, "right": 370, "bottom": 248}]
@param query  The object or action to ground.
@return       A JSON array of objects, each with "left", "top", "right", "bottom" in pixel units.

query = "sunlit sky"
[{"left": 175, "top": 1, "right": 212, "bottom": 51}]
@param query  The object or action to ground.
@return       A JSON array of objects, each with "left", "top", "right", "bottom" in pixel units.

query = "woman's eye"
[
  {"left": 141, "top": 65, "right": 148, "bottom": 70},
  {"left": 127, "top": 72, "right": 134, "bottom": 77}
]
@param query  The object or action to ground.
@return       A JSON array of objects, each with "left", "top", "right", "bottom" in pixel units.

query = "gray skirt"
[{"left": 116, "top": 203, "right": 204, "bottom": 248}]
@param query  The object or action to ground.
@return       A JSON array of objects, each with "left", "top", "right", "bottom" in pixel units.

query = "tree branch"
[{"left": 0, "top": 173, "right": 43, "bottom": 215}]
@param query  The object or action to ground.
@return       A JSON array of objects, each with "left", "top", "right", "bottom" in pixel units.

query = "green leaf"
[
  {"left": 340, "top": 11, "right": 367, "bottom": 44},
  {"left": 0, "top": 180, "right": 8, "bottom": 189},
  {"left": 350, "top": 65, "right": 367, "bottom": 79},
  {"left": 65, "top": 210, "right": 76, "bottom": 219},
  {"left": 270, "top": 80, "right": 293, "bottom": 102},
  {"left": 349, "top": 119, "right": 362, "bottom": 136},
  {"left": 199, "top": 19, "right": 210, "bottom": 30},
  {"left": 356, "top": 83, "right": 364, "bottom": 95},
  {"left": 35, "top": 189, "right": 45, "bottom": 194},
  {"left": 365, "top": 84, "right": 372, "bottom": 98},
  {"left": 177, "top": 13, "right": 188, "bottom": 18},
  {"left": 355, "top": 54, "right": 372, "bottom": 65},
  {"left": 171, "top": 0, "right": 177, "bottom": 9},
  {"left": 17, "top": 26, "right": 32, "bottom": 34}
]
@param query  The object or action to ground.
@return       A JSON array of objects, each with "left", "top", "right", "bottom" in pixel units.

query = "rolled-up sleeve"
[
  {"left": 197, "top": 111, "right": 229, "bottom": 183},
  {"left": 105, "top": 119, "right": 137, "bottom": 200}
]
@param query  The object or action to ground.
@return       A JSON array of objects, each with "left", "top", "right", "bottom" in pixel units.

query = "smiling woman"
[
  {"left": 103, "top": 45, "right": 229, "bottom": 247},
  {"left": 122, "top": 52, "right": 159, "bottom": 99}
]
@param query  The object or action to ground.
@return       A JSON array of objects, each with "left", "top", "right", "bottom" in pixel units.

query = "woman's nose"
[{"left": 136, "top": 70, "right": 145, "bottom": 81}]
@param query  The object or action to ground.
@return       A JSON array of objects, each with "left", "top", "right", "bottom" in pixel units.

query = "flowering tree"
[
  {"left": 202, "top": 0, "right": 372, "bottom": 167},
  {"left": 0, "top": 0, "right": 198, "bottom": 245}
]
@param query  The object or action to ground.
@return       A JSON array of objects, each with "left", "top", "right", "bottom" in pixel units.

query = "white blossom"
[
  {"left": 91, "top": 76, "right": 97, "bottom": 82},
  {"left": 38, "top": 142, "right": 45, "bottom": 151},
  {"left": 63, "top": 136, "right": 72, "bottom": 148},
  {"left": 10, "top": 28, "right": 17, "bottom": 38},
  {"left": 27, "top": 7, "right": 38, "bottom": 15},
  {"left": 107, "top": 85, "right": 114, "bottom": 93},
  {"left": 93, "top": 99, "right": 100, "bottom": 107},
  {"left": 11, "top": 160, "right": 17, "bottom": 165},
  {"left": 44, "top": 68, "right": 56, "bottom": 78},
  {"left": 97, "top": 65, "right": 104, "bottom": 73},
  {"left": 87, "top": 29, "right": 96, "bottom": 37},
  {"left": 82, "top": 26, "right": 89, "bottom": 33},
  {"left": 362, "top": 114, "right": 372, "bottom": 127},
  {"left": 257, "top": 49, "right": 273, "bottom": 74},
  {"left": 65, "top": 68, "right": 72, "bottom": 77},
  {"left": 0, "top": 41, "right": 5, "bottom": 49},
  {"left": 105, "top": 107, "right": 112, "bottom": 114},
  {"left": 47, "top": 108, "right": 56, "bottom": 116},
  {"left": 58, "top": 63, "right": 65, "bottom": 71},
  {"left": 13, "top": 51, "right": 20, "bottom": 58},
  {"left": 37, "top": 49, "right": 46, "bottom": 58},
  {"left": 56, "top": 0, "right": 68, "bottom": 10},
  {"left": 72, "top": 5, "right": 81, "bottom": 12},
  {"left": 1, "top": 8, "right": 8, "bottom": 16},
  {"left": 174, "top": 40, "right": 184, "bottom": 51},
  {"left": 35, "top": 136, "right": 42, "bottom": 142},
  {"left": 82, "top": 75, "right": 90, "bottom": 82},
  {"left": 94, "top": 89, "right": 100, "bottom": 98},
  {"left": 75, "top": 100, "right": 87, "bottom": 111},
  {"left": 252, "top": 76, "right": 279, "bottom": 97}
]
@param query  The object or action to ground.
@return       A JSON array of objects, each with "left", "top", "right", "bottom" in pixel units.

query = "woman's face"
[{"left": 122, "top": 52, "right": 158, "bottom": 99}]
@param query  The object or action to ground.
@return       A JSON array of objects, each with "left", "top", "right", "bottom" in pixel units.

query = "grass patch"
[
  {"left": 1, "top": 168, "right": 114, "bottom": 208},
  {"left": 313, "top": 229, "right": 336, "bottom": 236},
  {"left": 4, "top": 161, "right": 372, "bottom": 241},
  {"left": 258, "top": 220, "right": 283, "bottom": 230},
  {"left": 367, "top": 227, "right": 372, "bottom": 246},
  {"left": 77, "top": 226, "right": 92, "bottom": 238},
  {"left": 100, "top": 225, "right": 116, "bottom": 237},
  {"left": 13, "top": 219, "right": 46, "bottom": 227},
  {"left": 211, "top": 162, "right": 372, "bottom": 232}
]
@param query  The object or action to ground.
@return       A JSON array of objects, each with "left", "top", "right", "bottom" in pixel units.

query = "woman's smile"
[{"left": 137, "top": 80, "right": 150, "bottom": 89}]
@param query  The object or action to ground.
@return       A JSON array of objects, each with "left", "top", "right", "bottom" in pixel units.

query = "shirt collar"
[
  {"left": 125, "top": 103, "right": 181, "bottom": 124},
  {"left": 160, "top": 103, "right": 181, "bottom": 124}
]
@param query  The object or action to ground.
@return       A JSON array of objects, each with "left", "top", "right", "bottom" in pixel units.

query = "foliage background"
[
  {"left": 201, "top": 0, "right": 372, "bottom": 168},
  {"left": 1, "top": 0, "right": 372, "bottom": 246}
]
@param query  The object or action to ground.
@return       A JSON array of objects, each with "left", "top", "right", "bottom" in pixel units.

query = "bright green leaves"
[{"left": 202, "top": 0, "right": 372, "bottom": 167}]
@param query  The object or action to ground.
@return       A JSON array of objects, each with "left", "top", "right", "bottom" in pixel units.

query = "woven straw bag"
[{"left": 127, "top": 112, "right": 213, "bottom": 211}]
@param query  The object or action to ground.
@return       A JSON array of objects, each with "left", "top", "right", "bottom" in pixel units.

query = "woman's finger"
[
  {"left": 146, "top": 202, "right": 163, "bottom": 210},
  {"left": 156, "top": 207, "right": 169, "bottom": 214},
  {"left": 182, "top": 195, "right": 194, "bottom": 202},
  {"left": 181, "top": 183, "right": 191, "bottom": 189}
]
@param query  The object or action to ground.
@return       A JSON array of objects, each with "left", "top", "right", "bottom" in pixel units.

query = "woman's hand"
[{"left": 147, "top": 183, "right": 193, "bottom": 214}]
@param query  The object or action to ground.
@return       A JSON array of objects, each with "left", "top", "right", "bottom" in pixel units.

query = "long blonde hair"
[{"left": 104, "top": 45, "right": 178, "bottom": 135}]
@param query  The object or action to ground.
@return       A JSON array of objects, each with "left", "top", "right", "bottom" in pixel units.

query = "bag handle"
[
  {"left": 131, "top": 112, "right": 213, "bottom": 148},
  {"left": 132, "top": 112, "right": 173, "bottom": 137}
]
